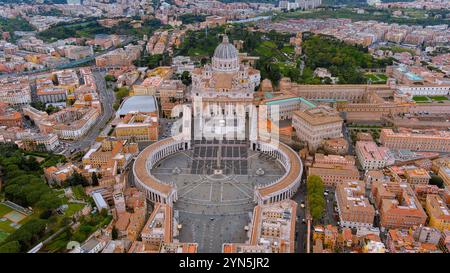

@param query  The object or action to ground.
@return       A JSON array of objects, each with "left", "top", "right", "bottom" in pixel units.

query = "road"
[
  {"left": 291, "top": 177, "right": 338, "bottom": 253},
  {"left": 341, "top": 115, "right": 354, "bottom": 155},
  {"left": 64, "top": 70, "right": 115, "bottom": 156},
  {"left": 323, "top": 189, "right": 338, "bottom": 226},
  {"left": 292, "top": 178, "right": 307, "bottom": 253}
]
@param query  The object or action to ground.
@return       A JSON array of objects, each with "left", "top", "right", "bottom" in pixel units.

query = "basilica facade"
[{"left": 191, "top": 35, "right": 261, "bottom": 116}]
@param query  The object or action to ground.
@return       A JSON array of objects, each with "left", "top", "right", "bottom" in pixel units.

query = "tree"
[
  {"left": 35, "top": 192, "right": 61, "bottom": 211},
  {"left": 45, "top": 104, "right": 59, "bottom": 115},
  {"left": 307, "top": 175, "right": 325, "bottom": 222},
  {"left": 322, "top": 77, "right": 332, "bottom": 84},
  {"left": 112, "top": 226, "right": 118, "bottom": 240},
  {"left": 104, "top": 75, "right": 116, "bottom": 82},
  {"left": 266, "top": 63, "right": 282, "bottom": 86},
  {"left": 91, "top": 172, "right": 99, "bottom": 187},
  {"left": 21, "top": 156, "right": 40, "bottom": 172},
  {"left": 286, "top": 67, "right": 301, "bottom": 83},
  {"left": 2, "top": 219, "right": 47, "bottom": 251},
  {"left": 39, "top": 209, "right": 53, "bottom": 219},
  {"left": 0, "top": 241, "right": 20, "bottom": 253},
  {"left": 66, "top": 172, "right": 89, "bottom": 187},
  {"left": 429, "top": 174, "right": 444, "bottom": 188},
  {"left": 181, "top": 71, "right": 192, "bottom": 86}
]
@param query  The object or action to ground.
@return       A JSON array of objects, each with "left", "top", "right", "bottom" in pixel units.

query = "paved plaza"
[{"left": 151, "top": 146, "right": 285, "bottom": 252}]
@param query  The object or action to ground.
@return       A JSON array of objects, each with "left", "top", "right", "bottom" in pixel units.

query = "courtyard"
[
  {"left": 151, "top": 144, "right": 286, "bottom": 252},
  {"left": 0, "top": 203, "right": 31, "bottom": 243}
]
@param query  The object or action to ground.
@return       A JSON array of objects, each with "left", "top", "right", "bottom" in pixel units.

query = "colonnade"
[{"left": 251, "top": 140, "right": 303, "bottom": 205}]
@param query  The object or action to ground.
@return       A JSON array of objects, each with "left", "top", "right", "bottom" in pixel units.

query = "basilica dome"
[
  {"left": 212, "top": 35, "right": 240, "bottom": 72},
  {"left": 213, "top": 35, "right": 238, "bottom": 60}
]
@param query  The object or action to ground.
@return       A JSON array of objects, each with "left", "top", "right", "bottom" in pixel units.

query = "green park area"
[
  {"left": 175, "top": 25, "right": 393, "bottom": 86},
  {"left": 0, "top": 231, "right": 8, "bottom": 243},
  {"left": 23, "top": 151, "right": 66, "bottom": 168},
  {"left": 64, "top": 203, "right": 85, "bottom": 218},
  {"left": 413, "top": 96, "right": 431, "bottom": 102},
  {"left": 0, "top": 203, "right": 32, "bottom": 243},
  {"left": 413, "top": 96, "right": 448, "bottom": 103},
  {"left": 0, "top": 17, "right": 34, "bottom": 34},
  {"left": 37, "top": 18, "right": 162, "bottom": 42},
  {"left": 0, "top": 143, "right": 103, "bottom": 253},
  {"left": 113, "top": 87, "right": 130, "bottom": 110},
  {"left": 175, "top": 25, "right": 297, "bottom": 85},
  {"left": 365, "top": 73, "right": 388, "bottom": 84},
  {"left": 273, "top": 7, "right": 450, "bottom": 27},
  {"left": 430, "top": 96, "right": 449, "bottom": 101},
  {"left": 43, "top": 210, "right": 112, "bottom": 253}
]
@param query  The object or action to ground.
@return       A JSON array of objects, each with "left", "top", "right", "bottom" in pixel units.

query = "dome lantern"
[{"left": 212, "top": 34, "right": 240, "bottom": 72}]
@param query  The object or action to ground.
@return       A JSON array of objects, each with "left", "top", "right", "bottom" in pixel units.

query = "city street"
[
  {"left": 64, "top": 70, "right": 115, "bottom": 156},
  {"left": 342, "top": 122, "right": 354, "bottom": 155},
  {"left": 292, "top": 179, "right": 307, "bottom": 253},
  {"left": 323, "top": 189, "right": 338, "bottom": 227}
]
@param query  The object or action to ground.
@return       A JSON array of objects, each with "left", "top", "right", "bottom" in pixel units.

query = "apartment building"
[
  {"left": 114, "top": 113, "right": 159, "bottom": 142},
  {"left": 314, "top": 153, "right": 355, "bottom": 166},
  {"left": 0, "top": 103, "right": 22, "bottom": 128},
  {"left": 371, "top": 181, "right": 428, "bottom": 230},
  {"left": 82, "top": 138, "right": 138, "bottom": 172},
  {"left": 0, "top": 76, "right": 32, "bottom": 105},
  {"left": 380, "top": 128, "right": 450, "bottom": 152},
  {"left": 95, "top": 45, "right": 142, "bottom": 67},
  {"left": 322, "top": 138, "right": 349, "bottom": 155},
  {"left": 157, "top": 80, "right": 186, "bottom": 118},
  {"left": 37, "top": 86, "right": 67, "bottom": 103},
  {"left": 223, "top": 200, "right": 297, "bottom": 253},
  {"left": 364, "top": 170, "right": 391, "bottom": 190},
  {"left": 308, "top": 163, "right": 360, "bottom": 188},
  {"left": 355, "top": 141, "right": 393, "bottom": 170},
  {"left": 335, "top": 180, "right": 375, "bottom": 229},
  {"left": 160, "top": 243, "right": 198, "bottom": 253},
  {"left": 404, "top": 167, "right": 431, "bottom": 186},
  {"left": 292, "top": 105, "right": 343, "bottom": 151},
  {"left": 438, "top": 166, "right": 450, "bottom": 188},
  {"left": 261, "top": 95, "right": 315, "bottom": 121},
  {"left": 412, "top": 225, "right": 442, "bottom": 246},
  {"left": 20, "top": 133, "right": 60, "bottom": 152},
  {"left": 64, "top": 45, "right": 94, "bottom": 60},
  {"left": 44, "top": 163, "right": 80, "bottom": 186},
  {"left": 114, "top": 188, "right": 147, "bottom": 241},
  {"left": 386, "top": 229, "right": 441, "bottom": 253},
  {"left": 53, "top": 108, "right": 99, "bottom": 140},
  {"left": 54, "top": 69, "right": 80, "bottom": 90},
  {"left": 426, "top": 194, "right": 450, "bottom": 232},
  {"left": 140, "top": 203, "right": 173, "bottom": 250}
]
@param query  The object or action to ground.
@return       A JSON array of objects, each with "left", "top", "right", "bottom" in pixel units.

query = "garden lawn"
[
  {"left": 72, "top": 186, "right": 88, "bottom": 201},
  {"left": 413, "top": 96, "right": 431, "bottom": 102},
  {"left": 376, "top": 74, "right": 388, "bottom": 81},
  {"left": 64, "top": 203, "right": 85, "bottom": 217},
  {"left": 0, "top": 230, "right": 9, "bottom": 242},
  {"left": 431, "top": 96, "right": 448, "bottom": 101},
  {"left": 0, "top": 204, "right": 13, "bottom": 216},
  {"left": 0, "top": 219, "right": 16, "bottom": 233},
  {"left": 365, "top": 73, "right": 387, "bottom": 84}
]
